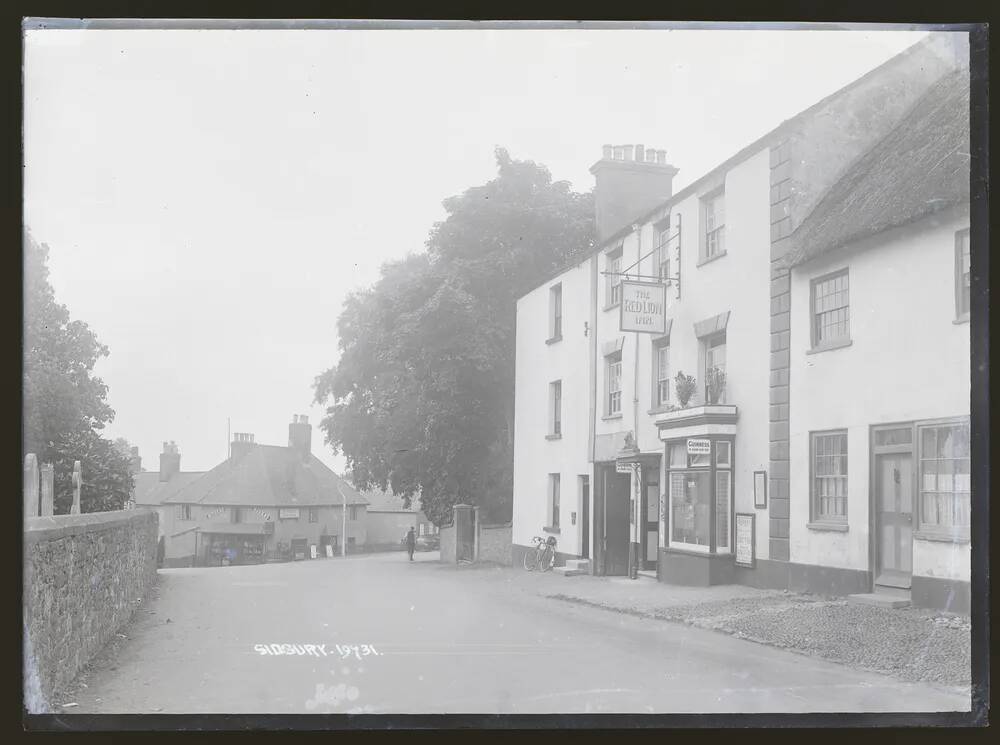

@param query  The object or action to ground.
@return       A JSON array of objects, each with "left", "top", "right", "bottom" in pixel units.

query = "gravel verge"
[{"left": 548, "top": 591, "right": 970, "bottom": 688}]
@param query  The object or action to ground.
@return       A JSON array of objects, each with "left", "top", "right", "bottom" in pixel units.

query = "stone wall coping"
[{"left": 25, "top": 509, "right": 157, "bottom": 545}]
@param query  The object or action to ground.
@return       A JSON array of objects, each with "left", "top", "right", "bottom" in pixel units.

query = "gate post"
[
  {"left": 24, "top": 454, "right": 39, "bottom": 521},
  {"left": 40, "top": 463, "right": 55, "bottom": 517},
  {"left": 473, "top": 506, "right": 480, "bottom": 562}
]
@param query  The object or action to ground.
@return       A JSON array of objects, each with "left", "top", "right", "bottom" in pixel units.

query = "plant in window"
[
  {"left": 674, "top": 371, "right": 697, "bottom": 408},
  {"left": 706, "top": 367, "right": 727, "bottom": 405}
]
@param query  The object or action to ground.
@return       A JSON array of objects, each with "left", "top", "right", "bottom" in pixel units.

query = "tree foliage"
[
  {"left": 315, "top": 149, "right": 594, "bottom": 524},
  {"left": 23, "top": 230, "right": 133, "bottom": 512}
]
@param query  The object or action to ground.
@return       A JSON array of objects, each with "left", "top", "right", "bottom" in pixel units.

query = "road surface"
[{"left": 62, "top": 552, "right": 969, "bottom": 714}]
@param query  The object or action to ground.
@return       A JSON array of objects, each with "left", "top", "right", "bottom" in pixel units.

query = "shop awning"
[{"left": 200, "top": 522, "right": 274, "bottom": 536}]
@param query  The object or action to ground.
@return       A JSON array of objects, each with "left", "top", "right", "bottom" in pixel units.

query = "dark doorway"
[
  {"left": 603, "top": 467, "right": 630, "bottom": 576},
  {"left": 581, "top": 476, "right": 590, "bottom": 560},
  {"left": 456, "top": 507, "right": 476, "bottom": 562}
]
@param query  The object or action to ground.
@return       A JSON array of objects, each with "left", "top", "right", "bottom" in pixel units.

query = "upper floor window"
[
  {"left": 549, "top": 380, "right": 562, "bottom": 437},
  {"left": 230, "top": 507, "right": 242, "bottom": 524},
  {"left": 348, "top": 505, "right": 360, "bottom": 521},
  {"left": 702, "top": 191, "right": 726, "bottom": 261},
  {"left": 606, "top": 353, "right": 622, "bottom": 416},
  {"left": 703, "top": 333, "right": 727, "bottom": 404},
  {"left": 654, "top": 342, "right": 671, "bottom": 407},
  {"left": 606, "top": 248, "right": 623, "bottom": 307},
  {"left": 811, "top": 431, "right": 848, "bottom": 523},
  {"left": 309, "top": 508, "right": 319, "bottom": 523},
  {"left": 811, "top": 269, "right": 850, "bottom": 349},
  {"left": 549, "top": 283, "right": 563, "bottom": 340},
  {"left": 955, "top": 229, "right": 970, "bottom": 319},
  {"left": 918, "top": 420, "right": 970, "bottom": 537},
  {"left": 177, "top": 504, "right": 192, "bottom": 521},
  {"left": 655, "top": 224, "right": 672, "bottom": 281}
]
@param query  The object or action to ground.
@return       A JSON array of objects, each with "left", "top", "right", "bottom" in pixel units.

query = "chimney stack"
[
  {"left": 590, "top": 143, "right": 679, "bottom": 243},
  {"left": 230, "top": 432, "right": 256, "bottom": 461},
  {"left": 288, "top": 414, "right": 312, "bottom": 462},
  {"left": 129, "top": 446, "right": 142, "bottom": 475},
  {"left": 159, "top": 441, "right": 180, "bottom": 482}
]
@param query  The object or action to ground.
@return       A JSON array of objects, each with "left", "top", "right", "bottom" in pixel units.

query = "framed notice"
[
  {"left": 620, "top": 280, "right": 667, "bottom": 334},
  {"left": 753, "top": 470, "right": 767, "bottom": 509},
  {"left": 735, "top": 513, "right": 755, "bottom": 568}
]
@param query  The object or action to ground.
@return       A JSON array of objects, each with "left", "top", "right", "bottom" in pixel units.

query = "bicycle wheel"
[
  {"left": 539, "top": 546, "right": 554, "bottom": 572},
  {"left": 523, "top": 546, "right": 537, "bottom": 571}
]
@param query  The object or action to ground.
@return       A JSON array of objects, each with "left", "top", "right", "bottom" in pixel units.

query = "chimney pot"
[
  {"left": 602, "top": 144, "right": 613, "bottom": 159},
  {"left": 657, "top": 150, "right": 666, "bottom": 164},
  {"left": 613, "top": 146, "right": 624, "bottom": 161},
  {"left": 635, "top": 144, "right": 645, "bottom": 162},
  {"left": 623, "top": 145, "right": 634, "bottom": 161}
]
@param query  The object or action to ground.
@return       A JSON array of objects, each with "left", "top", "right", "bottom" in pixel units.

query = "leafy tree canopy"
[
  {"left": 23, "top": 230, "right": 133, "bottom": 512},
  {"left": 315, "top": 149, "right": 594, "bottom": 524}
]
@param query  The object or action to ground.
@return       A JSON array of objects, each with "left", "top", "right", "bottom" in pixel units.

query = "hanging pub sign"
[
  {"left": 620, "top": 280, "right": 667, "bottom": 334},
  {"left": 735, "top": 513, "right": 755, "bottom": 568}
]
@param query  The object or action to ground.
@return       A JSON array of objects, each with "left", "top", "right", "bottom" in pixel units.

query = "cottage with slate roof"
[{"left": 157, "top": 415, "right": 368, "bottom": 567}]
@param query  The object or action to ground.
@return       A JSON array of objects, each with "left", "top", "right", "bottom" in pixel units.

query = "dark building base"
[
  {"left": 658, "top": 549, "right": 735, "bottom": 586},
  {"left": 912, "top": 575, "right": 971, "bottom": 615},
  {"left": 512, "top": 543, "right": 580, "bottom": 570}
]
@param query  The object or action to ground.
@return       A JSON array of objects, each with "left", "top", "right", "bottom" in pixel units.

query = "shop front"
[
  {"left": 655, "top": 405, "right": 739, "bottom": 585},
  {"left": 198, "top": 522, "right": 275, "bottom": 567}
]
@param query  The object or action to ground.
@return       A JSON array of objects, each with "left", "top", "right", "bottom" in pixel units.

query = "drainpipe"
[
  {"left": 630, "top": 223, "right": 641, "bottom": 581},
  {"left": 588, "top": 250, "right": 599, "bottom": 573}
]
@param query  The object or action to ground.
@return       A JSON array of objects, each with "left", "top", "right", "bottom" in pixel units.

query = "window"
[
  {"left": 548, "top": 474, "right": 561, "bottom": 529},
  {"left": 549, "top": 380, "right": 562, "bottom": 436},
  {"left": 419, "top": 523, "right": 425, "bottom": 536},
  {"left": 702, "top": 191, "right": 726, "bottom": 260},
  {"left": 956, "top": 229, "right": 970, "bottom": 318},
  {"left": 703, "top": 333, "right": 727, "bottom": 404},
  {"left": 348, "top": 505, "right": 360, "bottom": 521},
  {"left": 177, "top": 504, "right": 192, "bottom": 521},
  {"left": 230, "top": 507, "right": 242, "bottom": 524},
  {"left": 918, "top": 420, "right": 970, "bottom": 535},
  {"left": 667, "top": 439, "right": 732, "bottom": 553},
  {"left": 811, "top": 431, "right": 848, "bottom": 522},
  {"left": 309, "top": 508, "right": 319, "bottom": 523},
  {"left": 606, "top": 353, "right": 622, "bottom": 416},
  {"left": 549, "top": 283, "right": 563, "bottom": 340},
  {"left": 655, "top": 225, "right": 672, "bottom": 281},
  {"left": 812, "top": 270, "right": 850, "bottom": 347},
  {"left": 654, "top": 342, "right": 671, "bottom": 407},
  {"left": 606, "top": 248, "right": 623, "bottom": 307}
]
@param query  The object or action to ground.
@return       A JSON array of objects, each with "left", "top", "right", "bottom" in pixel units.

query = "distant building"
[
  {"left": 360, "top": 489, "right": 437, "bottom": 550},
  {"left": 132, "top": 442, "right": 206, "bottom": 539},
  {"left": 155, "top": 415, "right": 368, "bottom": 567}
]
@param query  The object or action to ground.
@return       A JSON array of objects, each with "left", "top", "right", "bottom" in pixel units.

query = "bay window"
[{"left": 667, "top": 438, "right": 733, "bottom": 553}]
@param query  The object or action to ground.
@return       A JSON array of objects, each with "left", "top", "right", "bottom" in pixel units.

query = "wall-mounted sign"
[
  {"left": 620, "top": 280, "right": 667, "bottom": 334},
  {"left": 735, "top": 513, "right": 755, "bottom": 568},
  {"left": 278, "top": 508, "right": 300, "bottom": 519},
  {"left": 325, "top": 545, "right": 334, "bottom": 558},
  {"left": 687, "top": 438, "right": 711, "bottom": 455},
  {"left": 754, "top": 470, "right": 768, "bottom": 509},
  {"left": 310, "top": 545, "right": 318, "bottom": 559},
  {"left": 616, "top": 462, "right": 636, "bottom": 474}
]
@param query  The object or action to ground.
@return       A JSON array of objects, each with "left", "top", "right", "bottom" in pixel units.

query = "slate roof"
[
  {"left": 133, "top": 471, "right": 206, "bottom": 506},
  {"left": 162, "top": 445, "right": 369, "bottom": 508},
  {"left": 780, "top": 69, "right": 970, "bottom": 269}
]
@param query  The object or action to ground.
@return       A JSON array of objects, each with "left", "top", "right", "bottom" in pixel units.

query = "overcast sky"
[{"left": 24, "top": 26, "right": 927, "bottom": 474}]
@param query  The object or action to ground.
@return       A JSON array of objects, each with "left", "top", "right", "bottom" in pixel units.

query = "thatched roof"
[{"left": 780, "top": 69, "right": 970, "bottom": 269}]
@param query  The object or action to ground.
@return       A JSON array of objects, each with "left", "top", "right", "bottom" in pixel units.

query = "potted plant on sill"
[
  {"left": 706, "top": 366, "right": 727, "bottom": 405},
  {"left": 674, "top": 371, "right": 697, "bottom": 408}
]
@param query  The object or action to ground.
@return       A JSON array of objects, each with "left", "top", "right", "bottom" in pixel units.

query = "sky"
[{"left": 23, "top": 25, "right": 928, "bottom": 474}]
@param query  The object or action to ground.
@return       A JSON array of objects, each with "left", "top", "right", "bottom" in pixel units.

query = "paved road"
[{"left": 64, "top": 552, "right": 968, "bottom": 714}]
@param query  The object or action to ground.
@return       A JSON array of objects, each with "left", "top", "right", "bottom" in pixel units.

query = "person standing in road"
[{"left": 406, "top": 526, "right": 416, "bottom": 561}]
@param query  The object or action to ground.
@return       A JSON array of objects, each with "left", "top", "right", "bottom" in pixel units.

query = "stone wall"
[
  {"left": 23, "top": 510, "right": 159, "bottom": 712},
  {"left": 477, "top": 523, "right": 512, "bottom": 566},
  {"left": 439, "top": 521, "right": 456, "bottom": 564}
]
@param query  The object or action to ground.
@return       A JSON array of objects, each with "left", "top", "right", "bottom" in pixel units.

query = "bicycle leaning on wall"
[{"left": 523, "top": 534, "right": 557, "bottom": 572}]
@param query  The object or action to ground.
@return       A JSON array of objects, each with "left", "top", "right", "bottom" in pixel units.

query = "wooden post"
[
  {"left": 40, "top": 463, "right": 54, "bottom": 517},
  {"left": 24, "top": 453, "right": 39, "bottom": 520},
  {"left": 71, "top": 461, "right": 82, "bottom": 515}
]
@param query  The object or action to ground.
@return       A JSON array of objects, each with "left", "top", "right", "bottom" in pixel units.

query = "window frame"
[
  {"left": 605, "top": 246, "right": 623, "bottom": 309},
  {"left": 700, "top": 190, "right": 726, "bottom": 263},
  {"left": 308, "top": 507, "right": 319, "bottom": 523},
  {"left": 809, "top": 268, "right": 851, "bottom": 351},
  {"left": 653, "top": 341, "right": 671, "bottom": 408},
  {"left": 916, "top": 418, "right": 971, "bottom": 540},
  {"left": 701, "top": 332, "right": 727, "bottom": 405},
  {"left": 548, "top": 473, "right": 561, "bottom": 530},
  {"left": 549, "top": 379, "right": 562, "bottom": 437},
  {"left": 955, "top": 228, "right": 970, "bottom": 321},
  {"left": 655, "top": 223, "right": 672, "bottom": 281},
  {"left": 549, "top": 283, "right": 563, "bottom": 341},
  {"left": 809, "top": 430, "right": 849, "bottom": 524},
  {"left": 605, "top": 352, "right": 623, "bottom": 417}
]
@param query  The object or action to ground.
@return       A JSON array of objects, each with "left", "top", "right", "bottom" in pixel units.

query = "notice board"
[{"left": 735, "top": 513, "right": 755, "bottom": 568}]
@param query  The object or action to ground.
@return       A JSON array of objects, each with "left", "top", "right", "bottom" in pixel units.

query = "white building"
[{"left": 511, "top": 33, "right": 970, "bottom": 610}]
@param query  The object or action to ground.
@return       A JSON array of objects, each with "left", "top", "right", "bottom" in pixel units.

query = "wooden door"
[
  {"left": 875, "top": 453, "right": 913, "bottom": 588},
  {"left": 603, "top": 469, "right": 630, "bottom": 576}
]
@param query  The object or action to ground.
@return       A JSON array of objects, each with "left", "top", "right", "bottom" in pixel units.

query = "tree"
[
  {"left": 23, "top": 230, "right": 133, "bottom": 512},
  {"left": 315, "top": 149, "right": 594, "bottom": 524}
]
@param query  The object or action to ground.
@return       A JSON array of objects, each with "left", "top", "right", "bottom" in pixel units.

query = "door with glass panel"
[
  {"left": 875, "top": 453, "right": 913, "bottom": 588},
  {"left": 642, "top": 465, "right": 660, "bottom": 570}
]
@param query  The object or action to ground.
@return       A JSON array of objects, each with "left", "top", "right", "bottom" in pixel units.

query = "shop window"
[
  {"left": 811, "top": 269, "right": 850, "bottom": 349},
  {"left": 606, "top": 353, "right": 622, "bottom": 416},
  {"left": 918, "top": 420, "right": 970, "bottom": 537},
  {"left": 666, "top": 439, "right": 733, "bottom": 554},
  {"left": 606, "top": 247, "right": 623, "bottom": 307},
  {"left": 955, "top": 229, "right": 970, "bottom": 320},
  {"left": 548, "top": 473, "right": 561, "bottom": 529},
  {"left": 549, "top": 283, "right": 563, "bottom": 340},
  {"left": 811, "top": 431, "right": 848, "bottom": 522}
]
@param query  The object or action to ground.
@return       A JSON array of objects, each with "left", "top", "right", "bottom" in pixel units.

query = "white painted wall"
[
  {"left": 512, "top": 256, "right": 595, "bottom": 555},
  {"left": 788, "top": 207, "right": 971, "bottom": 579}
]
